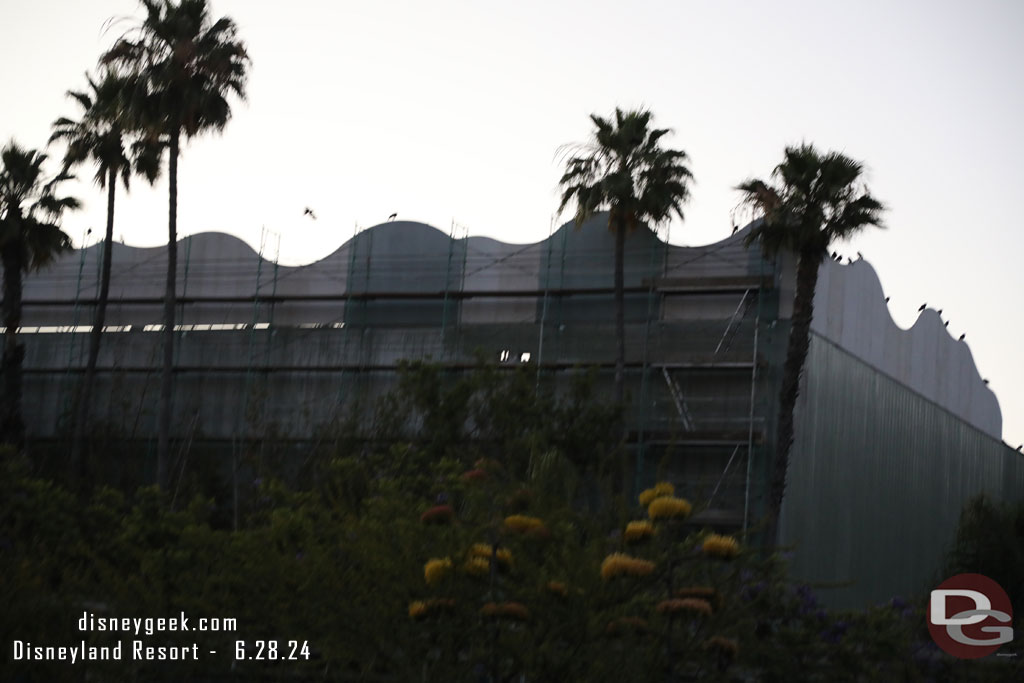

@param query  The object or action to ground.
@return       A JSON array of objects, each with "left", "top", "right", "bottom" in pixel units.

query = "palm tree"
[
  {"left": 50, "top": 70, "right": 162, "bottom": 472},
  {"left": 736, "top": 143, "right": 886, "bottom": 547},
  {"left": 557, "top": 108, "right": 693, "bottom": 406},
  {"left": 101, "top": 0, "right": 250, "bottom": 486},
  {"left": 0, "top": 142, "right": 79, "bottom": 450}
]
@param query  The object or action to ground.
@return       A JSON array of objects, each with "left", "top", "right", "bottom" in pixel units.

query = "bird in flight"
[{"left": 303, "top": 207, "right": 317, "bottom": 220}]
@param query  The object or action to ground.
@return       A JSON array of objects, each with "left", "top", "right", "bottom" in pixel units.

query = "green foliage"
[
  {"left": 4, "top": 366, "right": 997, "bottom": 681},
  {"left": 946, "top": 494, "right": 1024, "bottom": 626}
]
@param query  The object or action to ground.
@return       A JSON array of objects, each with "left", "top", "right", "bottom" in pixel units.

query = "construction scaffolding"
[{"left": 15, "top": 214, "right": 778, "bottom": 527}]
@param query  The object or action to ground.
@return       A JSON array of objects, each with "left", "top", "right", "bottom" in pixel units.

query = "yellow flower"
[
  {"left": 600, "top": 553, "right": 656, "bottom": 581},
  {"left": 408, "top": 598, "right": 456, "bottom": 620},
  {"left": 504, "top": 514, "right": 545, "bottom": 534},
  {"left": 470, "top": 543, "right": 512, "bottom": 566},
  {"left": 480, "top": 601, "right": 530, "bottom": 620},
  {"left": 624, "top": 520, "right": 655, "bottom": 542},
  {"left": 424, "top": 557, "right": 453, "bottom": 585},
  {"left": 408, "top": 601, "right": 428, "bottom": 619},
  {"left": 657, "top": 597, "right": 713, "bottom": 617},
  {"left": 464, "top": 556, "right": 490, "bottom": 576},
  {"left": 637, "top": 482, "right": 675, "bottom": 506},
  {"left": 702, "top": 534, "right": 740, "bottom": 559},
  {"left": 647, "top": 496, "right": 692, "bottom": 521}
]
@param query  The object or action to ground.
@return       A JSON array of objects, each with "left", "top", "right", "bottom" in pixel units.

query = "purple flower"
[
  {"left": 796, "top": 584, "right": 818, "bottom": 609},
  {"left": 820, "top": 620, "right": 850, "bottom": 644}
]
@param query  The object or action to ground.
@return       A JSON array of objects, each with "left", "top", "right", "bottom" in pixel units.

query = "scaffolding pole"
[
  {"left": 742, "top": 259, "right": 765, "bottom": 535},
  {"left": 536, "top": 214, "right": 556, "bottom": 389},
  {"left": 634, "top": 223, "right": 670, "bottom": 497}
]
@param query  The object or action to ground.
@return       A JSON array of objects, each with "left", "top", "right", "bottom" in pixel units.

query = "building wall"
[{"left": 781, "top": 334, "right": 1024, "bottom": 608}]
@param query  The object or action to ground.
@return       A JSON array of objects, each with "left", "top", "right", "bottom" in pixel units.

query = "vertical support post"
[
  {"left": 743, "top": 261, "right": 764, "bottom": 535},
  {"left": 536, "top": 215, "right": 556, "bottom": 390},
  {"left": 441, "top": 219, "right": 456, "bottom": 356},
  {"left": 634, "top": 223, "right": 669, "bottom": 498}
]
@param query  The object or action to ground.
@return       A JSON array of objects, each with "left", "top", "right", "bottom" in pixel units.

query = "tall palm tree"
[
  {"left": 50, "top": 70, "right": 163, "bottom": 472},
  {"left": 101, "top": 0, "right": 249, "bottom": 486},
  {"left": 557, "top": 108, "right": 693, "bottom": 406},
  {"left": 736, "top": 143, "right": 885, "bottom": 547},
  {"left": 0, "top": 142, "right": 79, "bottom": 450}
]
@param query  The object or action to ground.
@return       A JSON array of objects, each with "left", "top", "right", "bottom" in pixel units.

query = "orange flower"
[
  {"left": 656, "top": 598, "right": 713, "bottom": 617},
  {"left": 480, "top": 602, "right": 530, "bottom": 620}
]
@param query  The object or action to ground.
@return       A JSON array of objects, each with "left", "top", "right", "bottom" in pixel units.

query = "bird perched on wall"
[
  {"left": 388, "top": 213, "right": 397, "bottom": 221},
  {"left": 944, "top": 321, "right": 949, "bottom": 328},
  {"left": 303, "top": 207, "right": 317, "bottom": 220},
  {"left": 959, "top": 334, "right": 966, "bottom": 341},
  {"left": 918, "top": 303, "right": 927, "bottom": 312},
  {"left": 983, "top": 379, "right": 989, "bottom": 385},
  {"left": 885, "top": 297, "right": 890, "bottom": 303}
]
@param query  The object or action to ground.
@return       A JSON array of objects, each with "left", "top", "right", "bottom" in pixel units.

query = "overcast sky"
[{"left": 1, "top": 0, "right": 1022, "bottom": 448}]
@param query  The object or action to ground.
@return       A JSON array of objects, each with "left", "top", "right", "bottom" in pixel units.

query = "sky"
[{"left": 1, "top": 0, "right": 1022, "bottom": 448}]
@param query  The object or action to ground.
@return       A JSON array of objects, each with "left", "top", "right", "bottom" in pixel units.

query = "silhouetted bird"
[
  {"left": 918, "top": 303, "right": 927, "bottom": 312},
  {"left": 732, "top": 224, "right": 739, "bottom": 234},
  {"left": 1017, "top": 445, "right": 1023, "bottom": 452},
  {"left": 944, "top": 321, "right": 949, "bottom": 328},
  {"left": 388, "top": 213, "right": 397, "bottom": 221},
  {"left": 983, "top": 379, "right": 990, "bottom": 385},
  {"left": 958, "top": 334, "right": 966, "bottom": 341},
  {"left": 856, "top": 251, "right": 863, "bottom": 260},
  {"left": 885, "top": 297, "right": 890, "bottom": 303},
  {"left": 303, "top": 207, "right": 317, "bottom": 220},
  {"left": 937, "top": 309, "right": 943, "bottom": 316},
  {"left": 86, "top": 228, "right": 92, "bottom": 235}
]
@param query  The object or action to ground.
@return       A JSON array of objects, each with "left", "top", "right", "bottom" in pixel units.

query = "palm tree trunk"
[
  {"left": 157, "top": 129, "right": 180, "bottom": 488},
  {"left": 1, "top": 241, "right": 26, "bottom": 451},
  {"left": 763, "top": 248, "right": 822, "bottom": 547},
  {"left": 71, "top": 169, "right": 117, "bottom": 476},
  {"left": 613, "top": 217, "right": 626, "bottom": 406}
]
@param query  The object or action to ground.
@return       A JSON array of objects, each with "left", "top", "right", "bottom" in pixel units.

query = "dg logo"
[{"left": 928, "top": 573, "right": 1014, "bottom": 659}]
